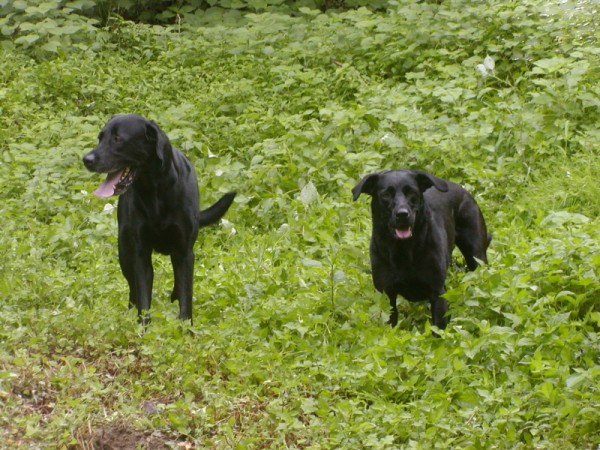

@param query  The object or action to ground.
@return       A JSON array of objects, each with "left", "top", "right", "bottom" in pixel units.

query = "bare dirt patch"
[{"left": 77, "top": 423, "right": 173, "bottom": 450}]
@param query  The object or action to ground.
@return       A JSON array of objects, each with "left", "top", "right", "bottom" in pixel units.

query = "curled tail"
[{"left": 198, "top": 191, "right": 236, "bottom": 227}]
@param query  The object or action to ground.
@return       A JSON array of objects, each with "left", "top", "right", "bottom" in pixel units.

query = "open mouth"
[
  {"left": 93, "top": 167, "right": 136, "bottom": 198},
  {"left": 394, "top": 226, "right": 413, "bottom": 240}
]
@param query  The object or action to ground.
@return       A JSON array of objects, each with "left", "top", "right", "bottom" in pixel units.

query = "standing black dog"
[
  {"left": 83, "top": 114, "right": 235, "bottom": 324},
  {"left": 352, "top": 169, "right": 490, "bottom": 330}
]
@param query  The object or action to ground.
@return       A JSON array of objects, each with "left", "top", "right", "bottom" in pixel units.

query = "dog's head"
[
  {"left": 352, "top": 170, "right": 448, "bottom": 240},
  {"left": 82, "top": 114, "right": 172, "bottom": 198}
]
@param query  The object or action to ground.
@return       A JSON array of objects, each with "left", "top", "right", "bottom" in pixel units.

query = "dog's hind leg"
[
  {"left": 455, "top": 221, "right": 489, "bottom": 271},
  {"left": 456, "top": 237, "right": 486, "bottom": 271},
  {"left": 430, "top": 296, "right": 449, "bottom": 330},
  {"left": 456, "top": 230, "right": 489, "bottom": 271},
  {"left": 386, "top": 293, "right": 399, "bottom": 327},
  {"left": 170, "top": 250, "right": 195, "bottom": 322},
  {"left": 456, "top": 204, "right": 490, "bottom": 271}
]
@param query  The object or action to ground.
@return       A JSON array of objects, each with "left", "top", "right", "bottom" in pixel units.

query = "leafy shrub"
[
  {"left": 0, "top": 0, "right": 395, "bottom": 57},
  {"left": 0, "top": 0, "right": 103, "bottom": 55}
]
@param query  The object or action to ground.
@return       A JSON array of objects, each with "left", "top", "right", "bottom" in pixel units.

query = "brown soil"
[{"left": 77, "top": 423, "right": 174, "bottom": 450}]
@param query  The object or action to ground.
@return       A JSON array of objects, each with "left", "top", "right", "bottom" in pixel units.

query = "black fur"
[
  {"left": 353, "top": 169, "right": 490, "bottom": 330},
  {"left": 83, "top": 114, "right": 235, "bottom": 324}
]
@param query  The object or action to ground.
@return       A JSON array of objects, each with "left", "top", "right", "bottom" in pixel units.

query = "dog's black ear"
[
  {"left": 413, "top": 170, "right": 449, "bottom": 193},
  {"left": 352, "top": 173, "right": 380, "bottom": 200},
  {"left": 145, "top": 120, "right": 173, "bottom": 167}
]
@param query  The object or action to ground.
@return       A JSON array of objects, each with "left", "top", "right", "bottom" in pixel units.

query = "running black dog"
[
  {"left": 352, "top": 169, "right": 490, "bottom": 330},
  {"left": 83, "top": 114, "right": 235, "bottom": 324}
]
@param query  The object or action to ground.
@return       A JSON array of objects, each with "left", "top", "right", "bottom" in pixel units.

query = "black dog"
[
  {"left": 352, "top": 169, "right": 490, "bottom": 330},
  {"left": 83, "top": 114, "right": 235, "bottom": 324}
]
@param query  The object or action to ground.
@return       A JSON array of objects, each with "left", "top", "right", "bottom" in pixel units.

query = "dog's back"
[{"left": 424, "top": 181, "right": 490, "bottom": 270}]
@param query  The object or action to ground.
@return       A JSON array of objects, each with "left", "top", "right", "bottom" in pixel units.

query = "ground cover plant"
[{"left": 0, "top": 0, "right": 598, "bottom": 448}]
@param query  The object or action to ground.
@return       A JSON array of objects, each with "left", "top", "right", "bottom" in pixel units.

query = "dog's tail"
[{"left": 198, "top": 192, "right": 236, "bottom": 227}]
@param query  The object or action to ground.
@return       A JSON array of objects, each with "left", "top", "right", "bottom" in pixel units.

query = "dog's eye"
[
  {"left": 407, "top": 192, "right": 419, "bottom": 205},
  {"left": 113, "top": 135, "right": 121, "bottom": 143},
  {"left": 380, "top": 187, "right": 395, "bottom": 201},
  {"left": 403, "top": 187, "right": 416, "bottom": 197},
  {"left": 402, "top": 187, "right": 419, "bottom": 204}
]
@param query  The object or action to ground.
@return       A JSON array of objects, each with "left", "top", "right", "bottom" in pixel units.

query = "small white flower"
[
  {"left": 215, "top": 169, "right": 223, "bottom": 177},
  {"left": 483, "top": 55, "right": 495, "bottom": 71},
  {"left": 220, "top": 218, "right": 237, "bottom": 235},
  {"left": 81, "top": 190, "right": 88, "bottom": 196},
  {"left": 103, "top": 203, "right": 115, "bottom": 213},
  {"left": 476, "top": 55, "right": 495, "bottom": 77}
]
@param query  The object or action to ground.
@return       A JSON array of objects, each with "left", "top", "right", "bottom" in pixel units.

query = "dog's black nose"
[
  {"left": 395, "top": 208, "right": 410, "bottom": 220},
  {"left": 83, "top": 153, "right": 96, "bottom": 170}
]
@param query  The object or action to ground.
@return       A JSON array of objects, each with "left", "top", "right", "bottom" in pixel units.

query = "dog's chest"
[
  {"left": 373, "top": 242, "right": 445, "bottom": 300},
  {"left": 118, "top": 194, "right": 197, "bottom": 255},
  {"left": 148, "top": 226, "right": 182, "bottom": 254},
  {"left": 148, "top": 210, "right": 195, "bottom": 254},
  {"left": 385, "top": 263, "right": 439, "bottom": 301}
]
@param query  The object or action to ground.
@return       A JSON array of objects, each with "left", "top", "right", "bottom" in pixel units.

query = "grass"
[{"left": 0, "top": 0, "right": 599, "bottom": 448}]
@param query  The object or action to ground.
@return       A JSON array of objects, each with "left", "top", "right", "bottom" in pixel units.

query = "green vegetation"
[{"left": 0, "top": 0, "right": 598, "bottom": 447}]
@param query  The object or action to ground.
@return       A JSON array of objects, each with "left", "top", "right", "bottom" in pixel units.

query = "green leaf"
[
  {"left": 298, "top": 181, "right": 319, "bottom": 206},
  {"left": 14, "top": 34, "right": 40, "bottom": 45},
  {"left": 532, "top": 57, "right": 571, "bottom": 73},
  {"left": 65, "top": 0, "right": 96, "bottom": 10},
  {"left": 41, "top": 39, "right": 61, "bottom": 53},
  {"left": 12, "top": 0, "right": 27, "bottom": 10},
  {"left": 301, "top": 258, "right": 323, "bottom": 268},
  {"left": 565, "top": 372, "right": 587, "bottom": 389}
]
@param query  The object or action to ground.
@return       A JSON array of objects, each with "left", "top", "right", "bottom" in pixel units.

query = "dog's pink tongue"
[
  {"left": 395, "top": 227, "right": 412, "bottom": 239},
  {"left": 93, "top": 170, "right": 123, "bottom": 198}
]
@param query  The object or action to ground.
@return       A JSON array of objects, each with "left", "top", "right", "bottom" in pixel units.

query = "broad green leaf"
[
  {"left": 65, "top": 0, "right": 96, "bottom": 10},
  {"left": 565, "top": 372, "right": 588, "bottom": 389},
  {"left": 298, "top": 181, "right": 319, "bottom": 206},
  {"left": 41, "top": 39, "right": 60, "bottom": 53},
  {"left": 301, "top": 258, "right": 323, "bottom": 268},
  {"left": 532, "top": 57, "right": 571, "bottom": 73},
  {"left": 14, "top": 34, "right": 39, "bottom": 45},
  {"left": 12, "top": 0, "right": 27, "bottom": 10}
]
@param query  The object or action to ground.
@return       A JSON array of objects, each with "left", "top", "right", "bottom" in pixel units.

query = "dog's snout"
[{"left": 83, "top": 152, "right": 97, "bottom": 170}]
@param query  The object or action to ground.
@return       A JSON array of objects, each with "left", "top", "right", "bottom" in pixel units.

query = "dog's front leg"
[
  {"left": 386, "top": 293, "right": 399, "bottom": 327},
  {"left": 430, "top": 296, "right": 449, "bottom": 330},
  {"left": 119, "top": 239, "right": 153, "bottom": 324},
  {"left": 171, "top": 250, "right": 194, "bottom": 322},
  {"left": 133, "top": 252, "right": 154, "bottom": 325}
]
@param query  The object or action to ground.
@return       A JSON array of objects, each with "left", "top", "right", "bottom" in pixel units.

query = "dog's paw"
[{"left": 387, "top": 310, "right": 399, "bottom": 327}]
